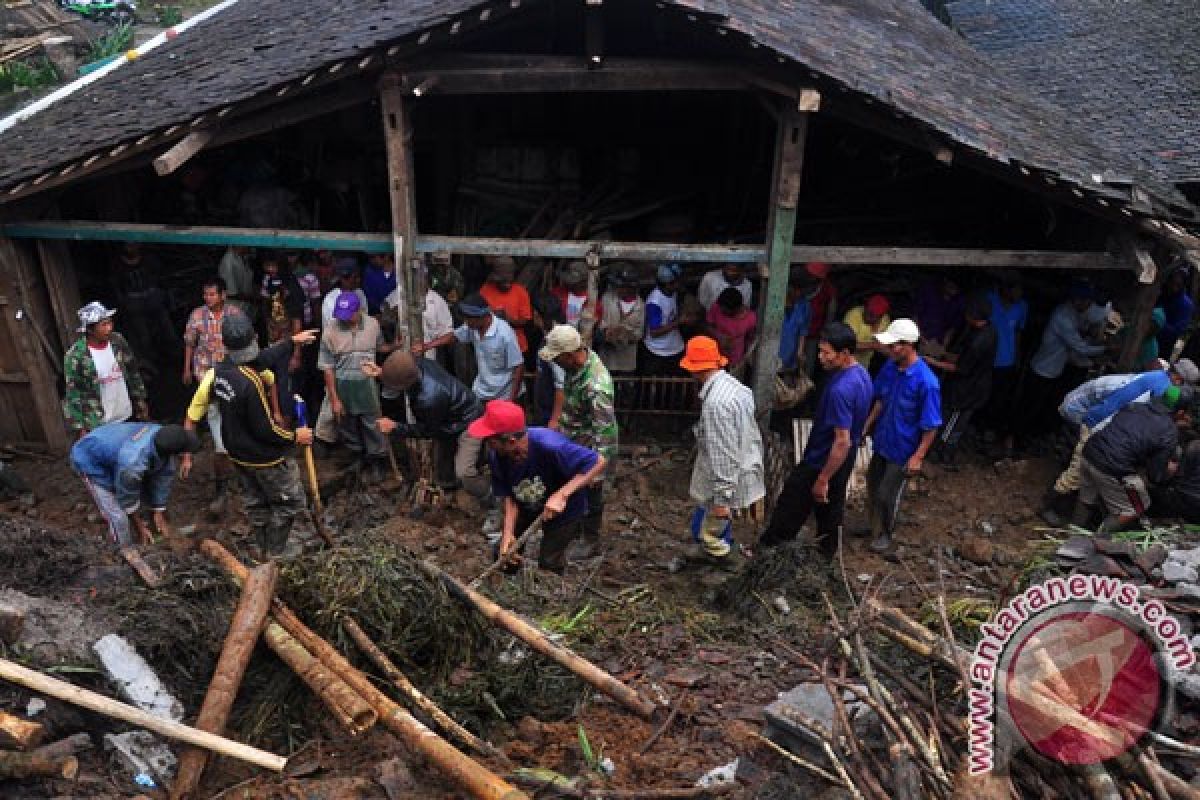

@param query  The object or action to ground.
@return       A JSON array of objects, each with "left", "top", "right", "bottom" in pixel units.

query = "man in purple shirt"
[
  {"left": 472, "top": 399, "right": 608, "bottom": 574},
  {"left": 760, "top": 322, "right": 872, "bottom": 557}
]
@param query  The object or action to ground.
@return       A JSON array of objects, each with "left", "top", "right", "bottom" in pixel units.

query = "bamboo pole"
[
  {"left": 171, "top": 562, "right": 280, "bottom": 800},
  {"left": 202, "top": 540, "right": 529, "bottom": 800},
  {"left": 420, "top": 560, "right": 658, "bottom": 719},
  {"left": 0, "top": 657, "right": 286, "bottom": 772},
  {"left": 0, "top": 708, "right": 44, "bottom": 750},
  {"left": 195, "top": 543, "right": 374, "bottom": 736},
  {"left": 341, "top": 617, "right": 507, "bottom": 763},
  {"left": 0, "top": 750, "right": 78, "bottom": 780}
]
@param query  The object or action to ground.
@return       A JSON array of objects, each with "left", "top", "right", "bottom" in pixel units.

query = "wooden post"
[
  {"left": 171, "top": 562, "right": 279, "bottom": 800},
  {"left": 380, "top": 73, "right": 424, "bottom": 350},
  {"left": 1116, "top": 240, "right": 1167, "bottom": 371},
  {"left": 153, "top": 131, "right": 213, "bottom": 177},
  {"left": 752, "top": 107, "right": 809, "bottom": 413}
]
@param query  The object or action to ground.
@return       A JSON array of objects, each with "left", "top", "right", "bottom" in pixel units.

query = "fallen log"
[
  {"left": 202, "top": 541, "right": 528, "bottom": 800},
  {"left": 863, "top": 600, "right": 972, "bottom": 674},
  {"left": 341, "top": 617, "right": 507, "bottom": 764},
  {"left": 31, "top": 733, "right": 93, "bottom": 761},
  {"left": 421, "top": 560, "right": 658, "bottom": 719},
  {"left": 0, "top": 708, "right": 44, "bottom": 750},
  {"left": 0, "top": 750, "right": 78, "bottom": 780},
  {"left": 0, "top": 657, "right": 286, "bottom": 772},
  {"left": 172, "top": 561, "right": 279, "bottom": 800},
  {"left": 196, "top": 541, "right": 376, "bottom": 737}
]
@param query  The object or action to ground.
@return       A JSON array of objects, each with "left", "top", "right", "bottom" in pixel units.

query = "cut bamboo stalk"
[
  {"left": 172, "top": 562, "right": 280, "bottom": 800},
  {"left": 341, "top": 617, "right": 507, "bottom": 763},
  {"left": 0, "top": 708, "right": 44, "bottom": 750},
  {"left": 31, "top": 733, "right": 93, "bottom": 761},
  {"left": 193, "top": 544, "right": 375, "bottom": 737},
  {"left": 0, "top": 657, "right": 286, "bottom": 772},
  {"left": 201, "top": 540, "right": 528, "bottom": 800},
  {"left": 421, "top": 560, "right": 657, "bottom": 719},
  {"left": 0, "top": 750, "right": 78, "bottom": 780}
]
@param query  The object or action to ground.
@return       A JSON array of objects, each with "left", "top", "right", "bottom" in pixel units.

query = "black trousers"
[
  {"left": 1020, "top": 372, "right": 1067, "bottom": 436},
  {"left": 866, "top": 453, "right": 909, "bottom": 539},
  {"left": 760, "top": 455, "right": 856, "bottom": 556}
]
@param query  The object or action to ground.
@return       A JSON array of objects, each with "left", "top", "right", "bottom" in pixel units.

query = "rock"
[
  {"left": 979, "top": 521, "right": 996, "bottom": 536},
  {"left": 516, "top": 716, "right": 545, "bottom": 745},
  {"left": 665, "top": 667, "right": 707, "bottom": 688},
  {"left": 104, "top": 731, "right": 176, "bottom": 786},
  {"left": 666, "top": 556, "right": 685, "bottom": 574},
  {"left": 772, "top": 596, "right": 791, "bottom": 615},
  {"left": 93, "top": 635, "right": 183, "bottom": 721},
  {"left": 1163, "top": 560, "right": 1199, "bottom": 585},
  {"left": 1169, "top": 549, "right": 1200, "bottom": 569},
  {"left": 695, "top": 758, "right": 739, "bottom": 788},
  {"left": 375, "top": 757, "right": 416, "bottom": 799},
  {"left": 86, "top": 513, "right": 100, "bottom": 524},
  {"left": 959, "top": 537, "right": 994, "bottom": 566},
  {"left": 25, "top": 698, "right": 45, "bottom": 717}
]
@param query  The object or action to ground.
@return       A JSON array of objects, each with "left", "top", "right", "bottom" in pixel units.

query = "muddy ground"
[{"left": 0, "top": 441, "right": 1059, "bottom": 799}]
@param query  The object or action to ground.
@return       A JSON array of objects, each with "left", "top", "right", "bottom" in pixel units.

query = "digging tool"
[
  {"left": 368, "top": 374, "right": 405, "bottom": 487},
  {"left": 293, "top": 395, "right": 335, "bottom": 548},
  {"left": 470, "top": 512, "right": 544, "bottom": 588}
]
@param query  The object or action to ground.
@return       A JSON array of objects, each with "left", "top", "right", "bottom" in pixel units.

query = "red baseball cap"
[
  {"left": 805, "top": 261, "right": 830, "bottom": 280},
  {"left": 467, "top": 399, "right": 527, "bottom": 439}
]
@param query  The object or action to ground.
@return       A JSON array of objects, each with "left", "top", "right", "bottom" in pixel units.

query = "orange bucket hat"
[{"left": 679, "top": 336, "right": 729, "bottom": 372}]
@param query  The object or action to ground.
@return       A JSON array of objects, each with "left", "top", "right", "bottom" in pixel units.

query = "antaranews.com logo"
[{"left": 969, "top": 574, "right": 1195, "bottom": 774}]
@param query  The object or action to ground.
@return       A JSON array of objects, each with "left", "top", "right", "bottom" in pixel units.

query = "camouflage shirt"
[
  {"left": 559, "top": 349, "right": 618, "bottom": 460},
  {"left": 62, "top": 333, "right": 147, "bottom": 434}
]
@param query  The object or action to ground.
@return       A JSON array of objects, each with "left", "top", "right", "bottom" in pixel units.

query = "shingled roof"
[
  {"left": 0, "top": 0, "right": 1193, "bottom": 222},
  {"left": 947, "top": 0, "right": 1200, "bottom": 187}
]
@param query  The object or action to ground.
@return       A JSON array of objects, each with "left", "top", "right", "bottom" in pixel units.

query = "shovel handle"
[{"left": 293, "top": 394, "right": 308, "bottom": 428}]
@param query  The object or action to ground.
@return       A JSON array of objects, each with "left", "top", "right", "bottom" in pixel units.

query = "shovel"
[{"left": 293, "top": 395, "right": 335, "bottom": 548}]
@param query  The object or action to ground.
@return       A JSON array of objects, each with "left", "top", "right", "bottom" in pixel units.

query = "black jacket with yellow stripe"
[{"left": 212, "top": 354, "right": 295, "bottom": 468}]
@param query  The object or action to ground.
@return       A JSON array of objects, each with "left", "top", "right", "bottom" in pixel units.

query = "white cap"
[
  {"left": 539, "top": 324, "right": 583, "bottom": 361},
  {"left": 874, "top": 318, "right": 920, "bottom": 345}
]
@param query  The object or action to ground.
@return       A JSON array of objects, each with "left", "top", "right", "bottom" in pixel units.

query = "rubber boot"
[
  {"left": 264, "top": 517, "right": 295, "bottom": 558},
  {"left": 1039, "top": 489, "right": 1073, "bottom": 527},
  {"left": 1070, "top": 501, "right": 1098, "bottom": 530}
]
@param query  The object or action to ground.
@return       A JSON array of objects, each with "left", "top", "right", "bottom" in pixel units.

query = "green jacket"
[{"left": 62, "top": 333, "right": 147, "bottom": 434}]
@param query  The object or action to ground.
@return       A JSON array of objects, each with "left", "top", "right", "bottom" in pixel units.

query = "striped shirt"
[{"left": 689, "top": 370, "right": 765, "bottom": 509}]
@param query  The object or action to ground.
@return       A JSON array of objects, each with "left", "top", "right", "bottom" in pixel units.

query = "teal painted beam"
[
  {"left": 753, "top": 110, "right": 810, "bottom": 413},
  {"left": 0, "top": 221, "right": 394, "bottom": 253}
]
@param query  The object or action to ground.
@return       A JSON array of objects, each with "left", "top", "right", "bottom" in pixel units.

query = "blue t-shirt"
[
  {"left": 988, "top": 291, "right": 1028, "bottom": 368},
  {"left": 778, "top": 300, "right": 812, "bottom": 370},
  {"left": 489, "top": 427, "right": 599, "bottom": 526},
  {"left": 872, "top": 358, "right": 943, "bottom": 465},
  {"left": 804, "top": 363, "right": 873, "bottom": 467}
]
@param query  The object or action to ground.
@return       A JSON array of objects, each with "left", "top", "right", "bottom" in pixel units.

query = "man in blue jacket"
[
  {"left": 71, "top": 422, "right": 200, "bottom": 549},
  {"left": 1039, "top": 358, "right": 1199, "bottom": 525},
  {"left": 1076, "top": 385, "right": 1193, "bottom": 532}
]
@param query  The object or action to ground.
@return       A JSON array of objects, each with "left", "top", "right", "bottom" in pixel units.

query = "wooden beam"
[
  {"left": 152, "top": 130, "right": 213, "bottom": 176},
  {"left": 0, "top": 238, "right": 68, "bottom": 453},
  {"left": 379, "top": 73, "right": 422, "bottom": 346},
  {"left": 35, "top": 239, "right": 81, "bottom": 351},
  {"left": 400, "top": 56, "right": 755, "bottom": 95},
  {"left": 753, "top": 107, "right": 809, "bottom": 412},
  {"left": 1, "top": 221, "right": 1132, "bottom": 270}
]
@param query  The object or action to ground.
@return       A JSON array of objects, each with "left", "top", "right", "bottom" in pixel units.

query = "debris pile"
[{"left": 756, "top": 595, "right": 1200, "bottom": 799}]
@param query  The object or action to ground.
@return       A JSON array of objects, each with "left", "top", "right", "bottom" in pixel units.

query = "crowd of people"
[{"left": 57, "top": 244, "right": 1200, "bottom": 570}]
